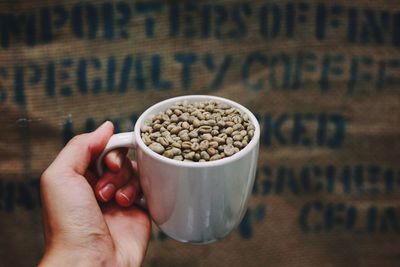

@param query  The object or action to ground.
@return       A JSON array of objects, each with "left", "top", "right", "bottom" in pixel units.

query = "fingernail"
[
  {"left": 99, "top": 184, "right": 116, "bottom": 202},
  {"left": 98, "top": 121, "right": 113, "bottom": 131},
  {"left": 113, "top": 152, "right": 124, "bottom": 169},
  {"left": 119, "top": 191, "right": 130, "bottom": 202}
]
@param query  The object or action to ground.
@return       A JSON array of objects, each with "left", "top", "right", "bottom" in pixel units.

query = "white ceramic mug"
[{"left": 96, "top": 95, "right": 260, "bottom": 244}]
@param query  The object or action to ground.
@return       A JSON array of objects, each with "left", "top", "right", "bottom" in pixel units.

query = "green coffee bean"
[
  {"left": 163, "top": 150, "right": 174, "bottom": 158},
  {"left": 149, "top": 143, "right": 165, "bottom": 154},
  {"left": 173, "top": 155, "right": 183, "bottom": 161},
  {"left": 141, "top": 99, "right": 254, "bottom": 162},
  {"left": 181, "top": 141, "right": 192, "bottom": 150}
]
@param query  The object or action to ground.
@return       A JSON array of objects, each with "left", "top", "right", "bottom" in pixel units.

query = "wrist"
[{"left": 39, "top": 246, "right": 113, "bottom": 267}]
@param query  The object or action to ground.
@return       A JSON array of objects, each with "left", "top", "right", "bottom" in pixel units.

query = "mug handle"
[
  {"left": 95, "top": 132, "right": 147, "bottom": 208},
  {"left": 96, "top": 132, "right": 136, "bottom": 176}
]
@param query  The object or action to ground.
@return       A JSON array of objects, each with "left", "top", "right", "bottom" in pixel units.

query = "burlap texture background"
[{"left": 0, "top": 0, "right": 399, "bottom": 266}]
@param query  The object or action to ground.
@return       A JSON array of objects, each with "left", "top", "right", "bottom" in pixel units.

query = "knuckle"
[
  {"left": 105, "top": 149, "right": 117, "bottom": 159},
  {"left": 67, "top": 133, "right": 87, "bottom": 146},
  {"left": 40, "top": 168, "right": 53, "bottom": 187}
]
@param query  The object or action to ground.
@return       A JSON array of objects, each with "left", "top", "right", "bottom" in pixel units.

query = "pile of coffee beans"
[{"left": 140, "top": 100, "right": 255, "bottom": 162}]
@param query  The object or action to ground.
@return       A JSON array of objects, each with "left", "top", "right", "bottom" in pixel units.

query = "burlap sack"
[{"left": 0, "top": 0, "right": 399, "bottom": 266}]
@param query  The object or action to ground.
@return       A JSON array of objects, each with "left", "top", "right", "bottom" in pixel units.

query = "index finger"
[
  {"left": 104, "top": 148, "right": 129, "bottom": 173},
  {"left": 49, "top": 121, "right": 114, "bottom": 175}
]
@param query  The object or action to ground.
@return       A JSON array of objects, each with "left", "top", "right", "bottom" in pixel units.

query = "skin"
[{"left": 39, "top": 121, "right": 151, "bottom": 267}]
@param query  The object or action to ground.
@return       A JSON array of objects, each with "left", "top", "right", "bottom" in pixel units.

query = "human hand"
[{"left": 39, "top": 121, "right": 151, "bottom": 267}]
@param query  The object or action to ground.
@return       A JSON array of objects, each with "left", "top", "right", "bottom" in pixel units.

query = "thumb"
[{"left": 51, "top": 121, "right": 114, "bottom": 175}]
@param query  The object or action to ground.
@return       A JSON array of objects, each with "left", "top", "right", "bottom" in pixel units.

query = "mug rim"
[{"left": 134, "top": 95, "right": 260, "bottom": 168}]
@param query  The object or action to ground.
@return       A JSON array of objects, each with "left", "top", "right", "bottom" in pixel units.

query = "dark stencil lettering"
[
  {"left": 183, "top": 2, "right": 197, "bottom": 38},
  {"left": 285, "top": 3, "right": 295, "bottom": 38},
  {"left": 175, "top": 53, "right": 197, "bottom": 90},
  {"left": 214, "top": 5, "right": 228, "bottom": 39},
  {"left": 135, "top": 2, "right": 163, "bottom": 37},
  {"left": 254, "top": 204, "right": 266, "bottom": 223},
  {"left": 300, "top": 202, "right": 400, "bottom": 234},
  {"left": 259, "top": 164, "right": 399, "bottom": 197},
  {"left": 169, "top": 3, "right": 179, "bottom": 37},
  {"left": 158, "top": 231, "right": 167, "bottom": 241},
  {"left": 361, "top": 9, "right": 389, "bottom": 44},
  {"left": 300, "top": 168, "right": 312, "bottom": 193},
  {"left": 264, "top": 112, "right": 344, "bottom": 148},
  {"left": 25, "top": 14, "right": 36, "bottom": 46},
  {"left": 393, "top": 12, "right": 400, "bottom": 46},
  {"left": 261, "top": 166, "right": 272, "bottom": 195},
  {"left": 28, "top": 63, "right": 41, "bottom": 86},
  {"left": 135, "top": 56, "right": 146, "bottom": 91},
  {"left": 346, "top": 206, "right": 357, "bottom": 231},
  {"left": 71, "top": 4, "right": 99, "bottom": 39},
  {"left": 77, "top": 58, "right": 102, "bottom": 94},
  {"left": 341, "top": 166, "right": 352, "bottom": 194},
  {"left": 5, "top": 182, "right": 15, "bottom": 212},
  {"left": 204, "top": 54, "right": 232, "bottom": 90},
  {"left": 384, "top": 169, "right": 395, "bottom": 193},
  {"left": 269, "top": 54, "right": 291, "bottom": 90},
  {"left": 116, "top": 2, "right": 131, "bottom": 39},
  {"left": 251, "top": 169, "right": 259, "bottom": 195},
  {"left": 106, "top": 56, "right": 116, "bottom": 92},
  {"left": 151, "top": 55, "right": 172, "bottom": 90},
  {"left": 277, "top": 166, "right": 300, "bottom": 194},
  {"left": 16, "top": 183, "right": 34, "bottom": 210},
  {"left": 377, "top": 59, "right": 400, "bottom": 90},
  {"left": 40, "top": 8, "right": 52, "bottom": 43},
  {"left": 85, "top": 118, "right": 96, "bottom": 132},
  {"left": 326, "top": 165, "right": 336, "bottom": 193},
  {"left": 103, "top": 3, "right": 114, "bottom": 40},
  {"left": 40, "top": 6, "right": 68, "bottom": 43},
  {"left": 77, "top": 59, "right": 88, "bottom": 94},
  {"left": 71, "top": 4, "right": 84, "bottom": 38},
  {"left": 0, "top": 14, "right": 23, "bottom": 48},
  {"left": 292, "top": 113, "right": 313, "bottom": 146},
  {"left": 242, "top": 52, "right": 267, "bottom": 90},
  {"left": 298, "top": 3, "right": 310, "bottom": 24},
  {"left": 130, "top": 113, "right": 139, "bottom": 126},
  {"left": 112, "top": 119, "right": 122, "bottom": 133},
  {"left": 315, "top": 4, "right": 326, "bottom": 40},
  {"left": 292, "top": 52, "right": 317, "bottom": 89},
  {"left": 0, "top": 67, "right": 6, "bottom": 103},
  {"left": 91, "top": 58, "right": 102, "bottom": 93},
  {"left": 119, "top": 55, "right": 133, "bottom": 92},
  {"left": 347, "top": 8, "right": 358, "bottom": 43},
  {"left": 59, "top": 58, "right": 73, "bottom": 96},
  {"left": 319, "top": 54, "right": 344, "bottom": 92},
  {"left": 299, "top": 201, "right": 323, "bottom": 233},
  {"left": 325, "top": 114, "right": 346, "bottom": 148},
  {"left": 86, "top": 4, "right": 99, "bottom": 40},
  {"left": 201, "top": 5, "right": 212, "bottom": 38},
  {"left": 239, "top": 209, "right": 252, "bottom": 239},
  {"left": 0, "top": 180, "right": 3, "bottom": 211},
  {"left": 46, "top": 62, "right": 55, "bottom": 97},
  {"left": 260, "top": 4, "right": 281, "bottom": 39},
  {"left": 14, "top": 66, "right": 25, "bottom": 105},
  {"left": 31, "top": 179, "right": 40, "bottom": 207},
  {"left": 63, "top": 118, "right": 75, "bottom": 145},
  {"left": 229, "top": 3, "right": 251, "bottom": 39},
  {"left": 262, "top": 114, "right": 288, "bottom": 146},
  {"left": 353, "top": 165, "right": 364, "bottom": 194},
  {"left": 380, "top": 208, "right": 400, "bottom": 232},
  {"left": 367, "top": 165, "right": 381, "bottom": 195},
  {"left": 0, "top": 179, "right": 41, "bottom": 213},
  {"left": 367, "top": 206, "right": 377, "bottom": 233},
  {"left": 324, "top": 203, "right": 346, "bottom": 231}
]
